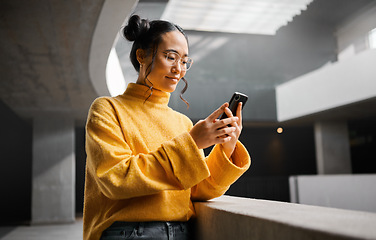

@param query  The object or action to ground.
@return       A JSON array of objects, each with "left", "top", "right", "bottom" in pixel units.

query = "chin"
[
  {"left": 154, "top": 85, "right": 177, "bottom": 93},
  {"left": 162, "top": 82, "right": 179, "bottom": 93},
  {"left": 165, "top": 86, "right": 177, "bottom": 93}
]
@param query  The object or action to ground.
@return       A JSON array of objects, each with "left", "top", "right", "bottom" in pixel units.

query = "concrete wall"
[
  {"left": 32, "top": 113, "right": 75, "bottom": 224},
  {"left": 314, "top": 121, "right": 352, "bottom": 174},
  {"left": 289, "top": 174, "right": 376, "bottom": 212},
  {"left": 336, "top": 2, "right": 376, "bottom": 61},
  {"left": 276, "top": 49, "right": 376, "bottom": 122}
]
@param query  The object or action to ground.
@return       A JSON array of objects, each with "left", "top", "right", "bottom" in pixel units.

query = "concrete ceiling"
[{"left": 0, "top": 0, "right": 105, "bottom": 121}]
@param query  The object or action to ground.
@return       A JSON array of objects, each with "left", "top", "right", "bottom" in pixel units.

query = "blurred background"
[{"left": 0, "top": 0, "right": 375, "bottom": 227}]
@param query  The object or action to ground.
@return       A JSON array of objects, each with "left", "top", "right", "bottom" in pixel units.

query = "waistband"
[
  {"left": 103, "top": 221, "right": 192, "bottom": 239},
  {"left": 110, "top": 221, "right": 189, "bottom": 229}
]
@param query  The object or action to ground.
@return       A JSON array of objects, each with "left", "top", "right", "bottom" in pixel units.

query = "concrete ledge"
[{"left": 194, "top": 195, "right": 376, "bottom": 240}]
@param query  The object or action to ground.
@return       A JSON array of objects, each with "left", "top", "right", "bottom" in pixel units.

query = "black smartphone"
[{"left": 219, "top": 92, "right": 248, "bottom": 119}]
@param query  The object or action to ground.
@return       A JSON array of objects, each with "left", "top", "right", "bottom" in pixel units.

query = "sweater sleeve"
[
  {"left": 85, "top": 98, "right": 210, "bottom": 200},
  {"left": 191, "top": 141, "right": 251, "bottom": 201}
]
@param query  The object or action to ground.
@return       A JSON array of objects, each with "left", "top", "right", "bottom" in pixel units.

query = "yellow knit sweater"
[{"left": 83, "top": 83, "right": 250, "bottom": 240}]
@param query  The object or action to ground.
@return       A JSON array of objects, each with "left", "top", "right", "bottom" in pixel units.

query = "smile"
[{"left": 166, "top": 76, "right": 179, "bottom": 82}]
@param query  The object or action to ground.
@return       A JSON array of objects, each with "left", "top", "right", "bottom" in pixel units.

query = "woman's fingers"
[
  {"left": 206, "top": 103, "right": 228, "bottom": 122},
  {"left": 217, "top": 126, "right": 236, "bottom": 136},
  {"left": 189, "top": 102, "right": 243, "bottom": 149},
  {"left": 215, "top": 135, "right": 232, "bottom": 143},
  {"left": 214, "top": 116, "right": 239, "bottom": 129},
  {"left": 236, "top": 102, "right": 243, "bottom": 128},
  {"left": 224, "top": 106, "right": 234, "bottom": 118}
]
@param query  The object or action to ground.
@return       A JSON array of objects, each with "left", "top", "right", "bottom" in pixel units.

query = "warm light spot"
[{"left": 277, "top": 127, "right": 283, "bottom": 134}]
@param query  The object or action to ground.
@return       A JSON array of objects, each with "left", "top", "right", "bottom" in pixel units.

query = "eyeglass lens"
[{"left": 166, "top": 52, "right": 192, "bottom": 70}]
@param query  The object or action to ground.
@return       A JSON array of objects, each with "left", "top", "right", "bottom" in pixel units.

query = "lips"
[{"left": 166, "top": 76, "right": 179, "bottom": 83}]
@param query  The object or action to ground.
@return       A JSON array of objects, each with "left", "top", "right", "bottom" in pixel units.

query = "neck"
[{"left": 125, "top": 83, "right": 170, "bottom": 106}]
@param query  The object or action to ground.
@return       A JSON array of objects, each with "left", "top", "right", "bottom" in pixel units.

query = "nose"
[{"left": 172, "top": 61, "right": 183, "bottom": 73}]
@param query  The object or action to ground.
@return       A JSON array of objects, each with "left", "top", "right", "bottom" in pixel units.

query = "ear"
[{"left": 136, "top": 49, "right": 146, "bottom": 65}]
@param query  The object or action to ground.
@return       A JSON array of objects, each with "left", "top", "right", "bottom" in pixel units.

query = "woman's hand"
[
  {"left": 221, "top": 102, "right": 243, "bottom": 158},
  {"left": 189, "top": 103, "right": 242, "bottom": 157}
]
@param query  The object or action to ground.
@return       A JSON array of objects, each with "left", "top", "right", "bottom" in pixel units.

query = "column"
[
  {"left": 314, "top": 121, "right": 352, "bottom": 174},
  {"left": 32, "top": 112, "right": 75, "bottom": 224}
]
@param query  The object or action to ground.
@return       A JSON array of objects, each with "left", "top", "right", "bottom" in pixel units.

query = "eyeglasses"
[{"left": 164, "top": 51, "right": 193, "bottom": 71}]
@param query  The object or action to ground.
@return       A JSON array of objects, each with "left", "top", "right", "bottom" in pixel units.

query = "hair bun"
[{"left": 123, "top": 15, "right": 150, "bottom": 42}]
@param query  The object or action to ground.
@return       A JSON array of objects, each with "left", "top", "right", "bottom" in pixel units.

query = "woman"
[{"left": 83, "top": 15, "right": 250, "bottom": 240}]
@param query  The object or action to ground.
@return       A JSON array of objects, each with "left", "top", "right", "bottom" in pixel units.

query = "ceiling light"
[{"left": 161, "top": 0, "right": 313, "bottom": 35}]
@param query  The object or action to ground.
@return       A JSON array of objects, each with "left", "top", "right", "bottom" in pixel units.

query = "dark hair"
[{"left": 122, "top": 15, "right": 189, "bottom": 107}]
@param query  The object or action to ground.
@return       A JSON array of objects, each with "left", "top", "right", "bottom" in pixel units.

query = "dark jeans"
[{"left": 100, "top": 221, "right": 194, "bottom": 240}]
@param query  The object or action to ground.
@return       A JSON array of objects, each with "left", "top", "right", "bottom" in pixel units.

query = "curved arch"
[{"left": 89, "top": 0, "right": 138, "bottom": 96}]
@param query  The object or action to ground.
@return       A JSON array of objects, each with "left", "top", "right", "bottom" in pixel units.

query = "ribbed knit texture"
[{"left": 83, "top": 83, "right": 250, "bottom": 240}]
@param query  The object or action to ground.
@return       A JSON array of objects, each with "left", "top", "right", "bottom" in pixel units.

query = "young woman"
[{"left": 83, "top": 15, "right": 251, "bottom": 240}]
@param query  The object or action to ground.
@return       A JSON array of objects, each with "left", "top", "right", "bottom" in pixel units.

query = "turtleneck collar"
[{"left": 123, "top": 83, "right": 171, "bottom": 106}]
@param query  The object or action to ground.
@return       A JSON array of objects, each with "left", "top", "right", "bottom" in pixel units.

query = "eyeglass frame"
[{"left": 162, "top": 51, "right": 193, "bottom": 71}]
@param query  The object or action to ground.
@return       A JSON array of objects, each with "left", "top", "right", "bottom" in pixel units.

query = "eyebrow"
[{"left": 164, "top": 49, "right": 188, "bottom": 57}]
